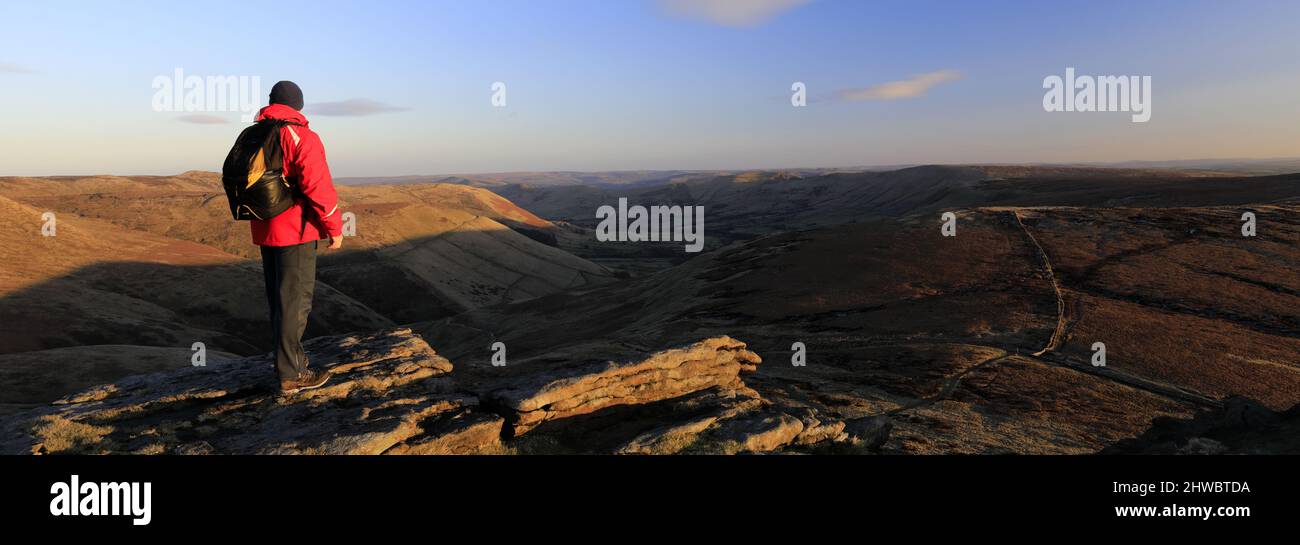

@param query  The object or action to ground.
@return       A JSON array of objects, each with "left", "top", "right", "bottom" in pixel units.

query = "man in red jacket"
[{"left": 254, "top": 81, "right": 343, "bottom": 394}]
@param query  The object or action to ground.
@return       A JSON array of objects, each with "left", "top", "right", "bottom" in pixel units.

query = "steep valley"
[{"left": 1, "top": 167, "right": 1297, "bottom": 453}]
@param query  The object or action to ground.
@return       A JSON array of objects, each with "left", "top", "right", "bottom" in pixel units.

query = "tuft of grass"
[
  {"left": 30, "top": 415, "right": 113, "bottom": 454},
  {"left": 133, "top": 443, "right": 166, "bottom": 455}
]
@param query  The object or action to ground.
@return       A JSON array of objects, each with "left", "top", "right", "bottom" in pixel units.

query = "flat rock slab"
[
  {"left": 483, "top": 336, "right": 762, "bottom": 436},
  {"left": 0, "top": 329, "right": 502, "bottom": 455}
]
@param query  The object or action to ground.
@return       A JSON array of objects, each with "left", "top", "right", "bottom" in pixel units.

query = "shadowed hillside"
[{"left": 0, "top": 173, "right": 617, "bottom": 327}]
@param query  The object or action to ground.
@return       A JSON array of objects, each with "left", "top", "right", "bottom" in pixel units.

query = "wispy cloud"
[
  {"left": 659, "top": 0, "right": 813, "bottom": 27},
  {"left": 176, "top": 114, "right": 229, "bottom": 124},
  {"left": 308, "top": 98, "right": 409, "bottom": 117},
  {"left": 837, "top": 70, "right": 962, "bottom": 101},
  {"left": 0, "top": 63, "right": 37, "bottom": 75}
]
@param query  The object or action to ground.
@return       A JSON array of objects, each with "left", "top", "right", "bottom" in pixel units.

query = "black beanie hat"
[{"left": 269, "top": 81, "right": 304, "bottom": 111}]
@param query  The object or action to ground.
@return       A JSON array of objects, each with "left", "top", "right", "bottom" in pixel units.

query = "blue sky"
[{"left": 1, "top": 0, "right": 1298, "bottom": 176}]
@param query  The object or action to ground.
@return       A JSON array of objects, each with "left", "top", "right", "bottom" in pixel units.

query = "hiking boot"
[{"left": 279, "top": 368, "right": 330, "bottom": 394}]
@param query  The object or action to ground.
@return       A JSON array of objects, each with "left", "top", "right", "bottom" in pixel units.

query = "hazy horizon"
[{"left": 11, "top": 154, "right": 1300, "bottom": 180}]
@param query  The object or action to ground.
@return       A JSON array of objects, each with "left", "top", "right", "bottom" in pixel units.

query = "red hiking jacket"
[{"left": 249, "top": 104, "right": 343, "bottom": 246}]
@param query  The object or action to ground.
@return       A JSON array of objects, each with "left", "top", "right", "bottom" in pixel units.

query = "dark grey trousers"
[{"left": 260, "top": 240, "right": 317, "bottom": 381}]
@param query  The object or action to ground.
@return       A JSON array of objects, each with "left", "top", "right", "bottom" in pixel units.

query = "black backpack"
[{"left": 221, "top": 120, "right": 301, "bottom": 220}]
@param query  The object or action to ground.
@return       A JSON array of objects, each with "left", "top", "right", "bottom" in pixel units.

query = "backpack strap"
[
  {"left": 259, "top": 118, "right": 304, "bottom": 146},
  {"left": 254, "top": 120, "right": 311, "bottom": 237},
  {"left": 285, "top": 125, "right": 301, "bottom": 146}
]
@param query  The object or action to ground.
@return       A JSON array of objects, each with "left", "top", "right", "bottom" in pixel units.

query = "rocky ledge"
[
  {"left": 0, "top": 329, "right": 500, "bottom": 455},
  {"left": 0, "top": 329, "right": 885, "bottom": 455},
  {"left": 484, "top": 336, "right": 761, "bottom": 436}
]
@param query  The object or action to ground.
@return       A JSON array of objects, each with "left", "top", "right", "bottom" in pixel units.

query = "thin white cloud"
[
  {"left": 659, "top": 0, "right": 813, "bottom": 27},
  {"left": 0, "top": 63, "right": 37, "bottom": 74},
  {"left": 176, "top": 114, "right": 229, "bottom": 124},
  {"left": 837, "top": 70, "right": 963, "bottom": 101},
  {"left": 308, "top": 98, "right": 409, "bottom": 117}
]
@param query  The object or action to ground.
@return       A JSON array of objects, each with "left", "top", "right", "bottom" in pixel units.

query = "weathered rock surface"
[
  {"left": 0, "top": 329, "right": 856, "bottom": 455},
  {"left": 483, "top": 336, "right": 762, "bottom": 436},
  {"left": 711, "top": 413, "right": 805, "bottom": 453},
  {"left": 0, "top": 329, "right": 503, "bottom": 455}
]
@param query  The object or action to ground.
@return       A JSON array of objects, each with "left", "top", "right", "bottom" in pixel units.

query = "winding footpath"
[{"left": 1010, "top": 210, "right": 1068, "bottom": 357}]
